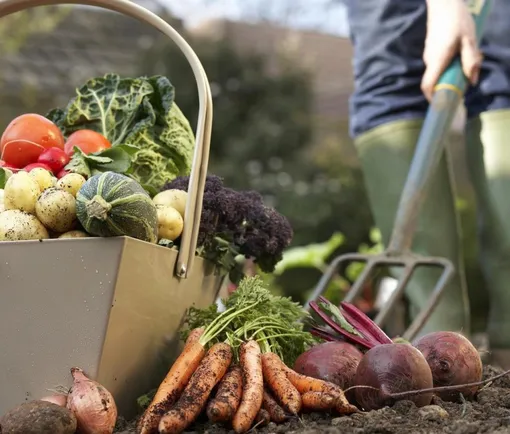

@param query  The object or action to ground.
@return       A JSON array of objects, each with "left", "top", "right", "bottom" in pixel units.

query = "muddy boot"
[
  {"left": 465, "top": 109, "right": 510, "bottom": 363},
  {"left": 355, "top": 119, "right": 470, "bottom": 337}
]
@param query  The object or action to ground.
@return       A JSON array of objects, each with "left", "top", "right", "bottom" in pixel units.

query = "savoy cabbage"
[{"left": 47, "top": 73, "right": 195, "bottom": 192}]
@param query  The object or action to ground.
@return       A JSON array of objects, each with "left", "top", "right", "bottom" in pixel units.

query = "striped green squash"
[{"left": 76, "top": 171, "right": 158, "bottom": 243}]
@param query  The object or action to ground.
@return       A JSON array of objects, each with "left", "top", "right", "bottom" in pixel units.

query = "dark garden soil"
[{"left": 114, "top": 365, "right": 510, "bottom": 434}]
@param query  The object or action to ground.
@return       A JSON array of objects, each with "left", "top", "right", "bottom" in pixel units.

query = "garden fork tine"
[{"left": 305, "top": 1, "right": 491, "bottom": 342}]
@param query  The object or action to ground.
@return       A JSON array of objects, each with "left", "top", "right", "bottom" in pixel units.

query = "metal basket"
[{"left": 0, "top": 0, "right": 218, "bottom": 418}]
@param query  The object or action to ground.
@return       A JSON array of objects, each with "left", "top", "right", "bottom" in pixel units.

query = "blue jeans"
[{"left": 345, "top": 0, "right": 510, "bottom": 137}]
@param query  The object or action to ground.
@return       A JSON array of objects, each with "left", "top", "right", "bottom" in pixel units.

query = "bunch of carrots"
[
  {"left": 137, "top": 328, "right": 357, "bottom": 434},
  {"left": 135, "top": 276, "right": 358, "bottom": 434}
]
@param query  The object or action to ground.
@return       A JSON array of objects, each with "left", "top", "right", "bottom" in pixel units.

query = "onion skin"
[
  {"left": 41, "top": 394, "right": 68, "bottom": 407},
  {"left": 354, "top": 343, "right": 433, "bottom": 411},
  {"left": 413, "top": 331, "right": 483, "bottom": 402},
  {"left": 294, "top": 341, "right": 363, "bottom": 390},
  {"left": 66, "top": 367, "right": 117, "bottom": 434}
]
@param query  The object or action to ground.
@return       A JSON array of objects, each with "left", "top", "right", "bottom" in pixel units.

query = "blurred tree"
[
  {"left": 0, "top": 6, "right": 69, "bottom": 56},
  {"left": 140, "top": 31, "right": 373, "bottom": 299}
]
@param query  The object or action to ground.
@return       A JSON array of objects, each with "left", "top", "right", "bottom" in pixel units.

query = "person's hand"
[{"left": 421, "top": 0, "right": 483, "bottom": 100}]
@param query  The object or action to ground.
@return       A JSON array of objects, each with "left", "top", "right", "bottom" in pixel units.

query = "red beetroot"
[
  {"left": 37, "top": 147, "right": 70, "bottom": 174},
  {"left": 354, "top": 343, "right": 433, "bottom": 411},
  {"left": 413, "top": 331, "right": 483, "bottom": 402},
  {"left": 294, "top": 341, "right": 363, "bottom": 390}
]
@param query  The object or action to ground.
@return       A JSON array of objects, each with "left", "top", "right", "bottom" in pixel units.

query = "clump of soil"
[{"left": 114, "top": 365, "right": 510, "bottom": 434}]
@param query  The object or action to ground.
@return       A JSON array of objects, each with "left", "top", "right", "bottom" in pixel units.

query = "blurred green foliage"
[
  {"left": 140, "top": 31, "right": 374, "bottom": 299},
  {"left": 0, "top": 11, "right": 486, "bottom": 323},
  {"left": 0, "top": 6, "right": 69, "bottom": 56}
]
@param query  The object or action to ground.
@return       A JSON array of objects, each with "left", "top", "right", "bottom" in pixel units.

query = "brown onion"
[
  {"left": 41, "top": 394, "right": 68, "bottom": 407},
  {"left": 66, "top": 367, "right": 117, "bottom": 434}
]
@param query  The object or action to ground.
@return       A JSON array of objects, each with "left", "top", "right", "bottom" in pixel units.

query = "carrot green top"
[{"left": 181, "top": 276, "right": 317, "bottom": 366}]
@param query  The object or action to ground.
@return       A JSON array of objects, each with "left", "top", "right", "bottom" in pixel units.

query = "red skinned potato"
[
  {"left": 294, "top": 341, "right": 363, "bottom": 390},
  {"left": 413, "top": 331, "right": 483, "bottom": 402},
  {"left": 57, "top": 169, "right": 71, "bottom": 179},
  {"left": 38, "top": 147, "right": 70, "bottom": 174},
  {"left": 24, "top": 162, "right": 53, "bottom": 172}
]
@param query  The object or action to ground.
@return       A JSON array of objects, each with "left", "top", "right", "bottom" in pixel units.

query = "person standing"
[{"left": 344, "top": 0, "right": 510, "bottom": 366}]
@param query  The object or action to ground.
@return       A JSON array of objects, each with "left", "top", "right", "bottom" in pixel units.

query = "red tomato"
[
  {"left": 1, "top": 139, "right": 46, "bottom": 168},
  {"left": 1, "top": 113, "right": 64, "bottom": 154},
  {"left": 37, "top": 147, "right": 70, "bottom": 174},
  {"left": 64, "top": 130, "right": 112, "bottom": 156},
  {"left": 0, "top": 160, "right": 21, "bottom": 173},
  {"left": 24, "top": 162, "right": 53, "bottom": 172},
  {"left": 0, "top": 114, "right": 64, "bottom": 168}
]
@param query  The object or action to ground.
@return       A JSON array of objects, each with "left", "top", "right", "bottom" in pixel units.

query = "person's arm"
[{"left": 421, "top": 0, "right": 482, "bottom": 100}]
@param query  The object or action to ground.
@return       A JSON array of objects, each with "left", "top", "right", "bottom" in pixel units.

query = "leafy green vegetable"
[
  {"left": 65, "top": 144, "right": 139, "bottom": 178},
  {"left": 47, "top": 73, "right": 195, "bottom": 191},
  {"left": 181, "top": 275, "right": 317, "bottom": 365},
  {"left": 0, "top": 168, "right": 6, "bottom": 189}
]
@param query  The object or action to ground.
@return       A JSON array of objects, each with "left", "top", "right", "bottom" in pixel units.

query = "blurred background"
[{"left": 0, "top": 0, "right": 488, "bottom": 332}]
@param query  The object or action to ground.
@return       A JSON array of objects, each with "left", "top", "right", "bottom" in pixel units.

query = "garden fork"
[{"left": 305, "top": 0, "right": 492, "bottom": 342}]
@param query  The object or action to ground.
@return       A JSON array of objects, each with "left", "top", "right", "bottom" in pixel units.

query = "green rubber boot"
[
  {"left": 465, "top": 109, "right": 510, "bottom": 359},
  {"left": 355, "top": 119, "right": 470, "bottom": 336}
]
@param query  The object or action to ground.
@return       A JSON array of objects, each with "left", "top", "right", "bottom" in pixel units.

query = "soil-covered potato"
[
  {"left": 0, "top": 400, "right": 77, "bottom": 434},
  {"left": 35, "top": 187, "right": 77, "bottom": 233},
  {"left": 0, "top": 210, "right": 49, "bottom": 241}
]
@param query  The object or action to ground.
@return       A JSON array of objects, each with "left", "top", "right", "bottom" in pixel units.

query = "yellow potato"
[
  {"left": 157, "top": 205, "right": 184, "bottom": 241},
  {"left": 152, "top": 189, "right": 187, "bottom": 218},
  {"left": 0, "top": 210, "right": 49, "bottom": 241},
  {"left": 57, "top": 173, "right": 87, "bottom": 197},
  {"left": 3, "top": 171, "right": 41, "bottom": 214},
  {"left": 58, "top": 230, "right": 89, "bottom": 239},
  {"left": 35, "top": 187, "right": 77, "bottom": 233},
  {"left": 29, "top": 168, "right": 54, "bottom": 191}
]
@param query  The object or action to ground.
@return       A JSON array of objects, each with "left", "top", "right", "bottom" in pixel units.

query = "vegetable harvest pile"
[
  {"left": 0, "top": 73, "right": 293, "bottom": 279},
  {"left": 128, "top": 280, "right": 510, "bottom": 434},
  {"left": 3, "top": 71, "right": 510, "bottom": 434},
  {"left": 2, "top": 280, "right": 510, "bottom": 434}
]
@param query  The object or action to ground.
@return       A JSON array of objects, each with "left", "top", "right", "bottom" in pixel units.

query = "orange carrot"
[
  {"left": 232, "top": 340, "right": 264, "bottom": 434},
  {"left": 185, "top": 327, "right": 205, "bottom": 347},
  {"left": 137, "top": 327, "right": 206, "bottom": 434},
  {"left": 301, "top": 391, "right": 336, "bottom": 411},
  {"left": 261, "top": 352, "right": 301, "bottom": 414},
  {"left": 206, "top": 365, "right": 243, "bottom": 423},
  {"left": 137, "top": 340, "right": 206, "bottom": 434},
  {"left": 254, "top": 408, "right": 270, "bottom": 427},
  {"left": 283, "top": 364, "right": 343, "bottom": 395},
  {"left": 282, "top": 363, "right": 358, "bottom": 414},
  {"left": 335, "top": 393, "right": 359, "bottom": 415},
  {"left": 158, "top": 342, "right": 233, "bottom": 434},
  {"left": 262, "top": 389, "right": 287, "bottom": 423}
]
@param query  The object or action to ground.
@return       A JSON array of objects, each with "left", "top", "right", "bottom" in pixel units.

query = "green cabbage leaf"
[{"left": 47, "top": 73, "right": 195, "bottom": 193}]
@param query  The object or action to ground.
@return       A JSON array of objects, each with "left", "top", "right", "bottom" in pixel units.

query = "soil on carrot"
[{"left": 114, "top": 365, "right": 510, "bottom": 434}]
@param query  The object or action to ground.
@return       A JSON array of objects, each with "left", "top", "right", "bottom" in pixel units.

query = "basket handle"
[{"left": 0, "top": 0, "right": 213, "bottom": 279}]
